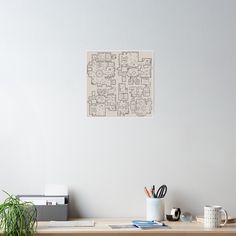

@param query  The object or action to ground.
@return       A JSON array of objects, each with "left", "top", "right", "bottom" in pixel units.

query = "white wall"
[{"left": 0, "top": 0, "right": 235, "bottom": 218}]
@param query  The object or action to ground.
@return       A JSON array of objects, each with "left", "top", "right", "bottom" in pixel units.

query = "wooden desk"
[{"left": 35, "top": 218, "right": 236, "bottom": 236}]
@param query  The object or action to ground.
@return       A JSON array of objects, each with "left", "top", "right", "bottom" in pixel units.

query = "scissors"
[{"left": 154, "top": 185, "right": 167, "bottom": 198}]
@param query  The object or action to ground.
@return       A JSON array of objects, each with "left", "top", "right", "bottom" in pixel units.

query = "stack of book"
[
  {"left": 196, "top": 216, "right": 236, "bottom": 224},
  {"left": 132, "top": 220, "right": 168, "bottom": 229}
]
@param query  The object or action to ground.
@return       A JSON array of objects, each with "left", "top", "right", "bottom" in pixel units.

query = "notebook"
[
  {"left": 132, "top": 220, "right": 168, "bottom": 229},
  {"left": 196, "top": 216, "right": 236, "bottom": 224}
]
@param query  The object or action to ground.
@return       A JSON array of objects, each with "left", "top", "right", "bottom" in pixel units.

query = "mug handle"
[{"left": 220, "top": 209, "right": 228, "bottom": 227}]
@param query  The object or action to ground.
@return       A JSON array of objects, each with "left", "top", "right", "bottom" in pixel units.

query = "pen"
[
  {"left": 149, "top": 188, "right": 153, "bottom": 198},
  {"left": 144, "top": 187, "right": 151, "bottom": 198},
  {"left": 151, "top": 185, "right": 155, "bottom": 198},
  {"left": 153, "top": 221, "right": 166, "bottom": 226}
]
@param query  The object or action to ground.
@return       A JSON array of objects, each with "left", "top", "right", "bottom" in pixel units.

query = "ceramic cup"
[
  {"left": 146, "top": 198, "right": 165, "bottom": 221},
  {"left": 204, "top": 205, "right": 228, "bottom": 228}
]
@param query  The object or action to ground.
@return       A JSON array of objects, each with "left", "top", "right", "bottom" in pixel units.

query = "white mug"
[
  {"left": 204, "top": 205, "right": 228, "bottom": 228},
  {"left": 146, "top": 198, "right": 165, "bottom": 221}
]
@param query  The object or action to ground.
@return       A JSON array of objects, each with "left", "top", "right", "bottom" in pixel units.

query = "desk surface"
[{"left": 35, "top": 218, "right": 236, "bottom": 236}]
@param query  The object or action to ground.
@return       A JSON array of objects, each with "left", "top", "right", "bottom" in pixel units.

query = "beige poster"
[{"left": 87, "top": 51, "right": 153, "bottom": 117}]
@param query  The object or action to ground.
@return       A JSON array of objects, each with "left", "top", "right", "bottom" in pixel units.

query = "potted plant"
[{"left": 0, "top": 191, "right": 37, "bottom": 236}]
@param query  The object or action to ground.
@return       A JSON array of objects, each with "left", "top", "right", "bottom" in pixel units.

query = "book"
[
  {"left": 196, "top": 216, "right": 236, "bottom": 224},
  {"left": 132, "top": 220, "right": 168, "bottom": 229}
]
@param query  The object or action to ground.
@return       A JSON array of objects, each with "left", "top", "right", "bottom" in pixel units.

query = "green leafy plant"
[{"left": 0, "top": 191, "right": 37, "bottom": 236}]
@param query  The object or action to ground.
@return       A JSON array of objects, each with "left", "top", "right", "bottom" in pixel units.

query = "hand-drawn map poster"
[{"left": 87, "top": 51, "right": 153, "bottom": 117}]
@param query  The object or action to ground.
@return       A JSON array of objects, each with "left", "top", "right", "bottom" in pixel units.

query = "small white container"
[{"left": 146, "top": 198, "right": 165, "bottom": 221}]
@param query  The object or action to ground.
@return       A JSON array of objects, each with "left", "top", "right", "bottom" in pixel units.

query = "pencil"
[{"left": 144, "top": 187, "right": 151, "bottom": 198}]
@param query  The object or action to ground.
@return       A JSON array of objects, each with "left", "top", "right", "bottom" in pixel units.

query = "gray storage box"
[
  {"left": 18, "top": 195, "right": 69, "bottom": 221},
  {"left": 36, "top": 204, "right": 68, "bottom": 221}
]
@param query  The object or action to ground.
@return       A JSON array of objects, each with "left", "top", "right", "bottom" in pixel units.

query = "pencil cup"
[{"left": 146, "top": 198, "right": 165, "bottom": 221}]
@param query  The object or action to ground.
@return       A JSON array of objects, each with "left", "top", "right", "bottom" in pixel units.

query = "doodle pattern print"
[{"left": 87, "top": 51, "right": 153, "bottom": 117}]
